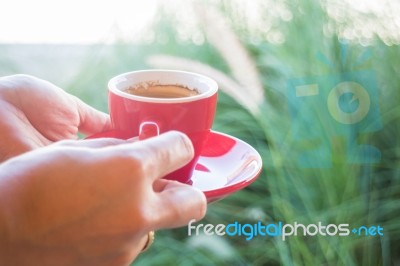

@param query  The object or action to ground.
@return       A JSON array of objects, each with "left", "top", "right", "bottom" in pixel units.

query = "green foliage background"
[{"left": 0, "top": 0, "right": 399, "bottom": 265}]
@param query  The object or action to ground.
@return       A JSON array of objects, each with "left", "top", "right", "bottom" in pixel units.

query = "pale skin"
[{"left": 0, "top": 75, "right": 207, "bottom": 265}]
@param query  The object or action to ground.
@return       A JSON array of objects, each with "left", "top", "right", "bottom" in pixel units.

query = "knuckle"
[
  {"left": 123, "top": 201, "right": 152, "bottom": 233},
  {"left": 134, "top": 207, "right": 152, "bottom": 229},
  {"left": 109, "top": 151, "right": 138, "bottom": 168},
  {"left": 149, "top": 143, "right": 172, "bottom": 165},
  {"left": 105, "top": 152, "right": 149, "bottom": 187},
  {"left": 174, "top": 131, "right": 194, "bottom": 156}
]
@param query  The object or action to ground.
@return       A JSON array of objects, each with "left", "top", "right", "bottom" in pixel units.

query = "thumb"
[
  {"left": 73, "top": 96, "right": 112, "bottom": 135},
  {"left": 150, "top": 180, "right": 207, "bottom": 230}
]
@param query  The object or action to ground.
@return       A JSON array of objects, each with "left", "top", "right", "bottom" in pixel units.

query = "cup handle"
[{"left": 139, "top": 121, "right": 160, "bottom": 140}]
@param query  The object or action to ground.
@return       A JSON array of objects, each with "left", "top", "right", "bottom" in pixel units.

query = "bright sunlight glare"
[{"left": 0, "top": 0, "right": 158, "bottom": 43}]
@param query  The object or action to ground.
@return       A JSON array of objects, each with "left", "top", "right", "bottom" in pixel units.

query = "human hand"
[
  {"left": 0, "top": 131, "right": 206, "bottom": 266},
  {"left": 0, "top": 74, "right": 110, "bottom": 162}
]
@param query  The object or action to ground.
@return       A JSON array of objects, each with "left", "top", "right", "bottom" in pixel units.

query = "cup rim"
[{"left": 108, "top": 69, "right": 218, "bottom": 103}]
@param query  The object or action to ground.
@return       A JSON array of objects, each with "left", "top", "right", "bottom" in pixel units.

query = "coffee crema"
[{"left": 125, "top": 84, "right": 199, "bottom": 98}]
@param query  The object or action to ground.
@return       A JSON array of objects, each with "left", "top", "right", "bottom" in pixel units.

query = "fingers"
[
  {"left": 136, "top": 133, "right": 206, "bottom": 229},
  {"left": 116, "top": 131, "right": 194, "bottom": 181},
  {"left": 150, "top": 180, "right": 207, "bottom": 230},
  {"left": 55, "top": 138, "right": 129, "bottom": 148},
  {"left": 55, "top": 131, "right": 202, "bottom": 231},
  {"left": 73, "top": 96, "right": 112, "bottom": 135},
  {"left": 112, "top": 131, "right": 200, "bottom": 229}
]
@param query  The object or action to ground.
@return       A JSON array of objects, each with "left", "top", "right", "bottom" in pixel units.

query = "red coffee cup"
[{"left": 108, "top": 69, "right": 218, "bottom": 184}]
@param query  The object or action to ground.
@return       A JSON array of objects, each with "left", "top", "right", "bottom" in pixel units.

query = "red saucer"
[{"left": 87, "top": 130, "right": 262, "bottom": 203}]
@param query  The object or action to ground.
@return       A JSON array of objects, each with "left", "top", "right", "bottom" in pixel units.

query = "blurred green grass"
[{"left": 1, "top": 0, "right": 399, "bottom": 265}]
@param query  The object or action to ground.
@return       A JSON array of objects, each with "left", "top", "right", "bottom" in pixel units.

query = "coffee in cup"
[{"left": 125, "top": 84, "right": 199, "bottom": 98}]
